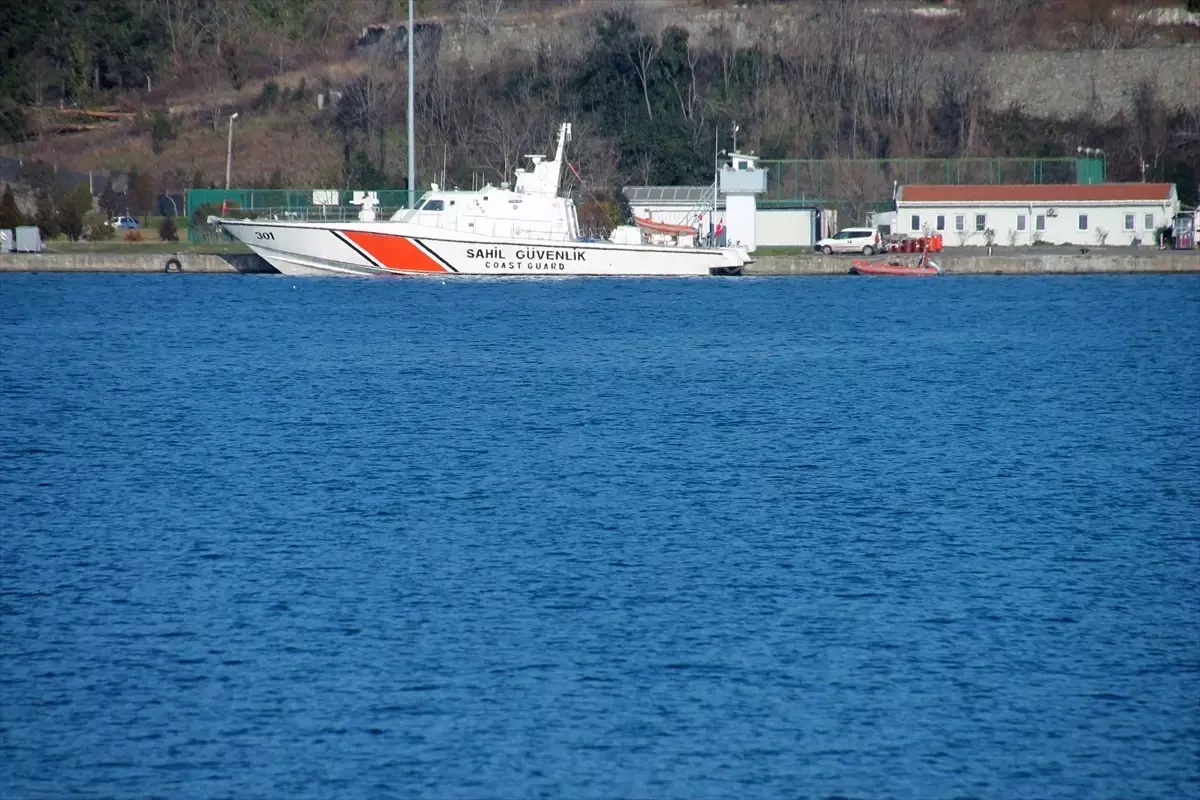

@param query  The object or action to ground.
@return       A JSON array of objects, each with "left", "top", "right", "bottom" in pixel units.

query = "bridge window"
[{"left": 424, "top": 200, "right": 444, "bottom": 212}]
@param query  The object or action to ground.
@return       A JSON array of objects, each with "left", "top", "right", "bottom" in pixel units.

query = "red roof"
[{"left": 900, "top": 183, "right": 1175, "bottom": 204}]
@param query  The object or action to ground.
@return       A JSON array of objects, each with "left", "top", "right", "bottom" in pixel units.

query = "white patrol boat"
[{"left": 212, "top": 124, "right": 748, "bottom": 277}]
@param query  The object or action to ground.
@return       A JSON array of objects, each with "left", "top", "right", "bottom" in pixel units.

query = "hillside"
[{"left": 2, "top": 0, "right": 1198, "bottom": 215}]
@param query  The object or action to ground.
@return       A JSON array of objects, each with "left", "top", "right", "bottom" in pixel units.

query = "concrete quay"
[
  {"left": 749, "top": 249, "right": 1200, "bottom": 276},
  {"left": 0, "top": 249, "right": 1196, "bottom": 276}
]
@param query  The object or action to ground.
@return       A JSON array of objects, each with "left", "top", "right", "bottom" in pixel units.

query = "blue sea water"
[{"left": 1, "top": 272, "right": 1198, "bottom": 799}]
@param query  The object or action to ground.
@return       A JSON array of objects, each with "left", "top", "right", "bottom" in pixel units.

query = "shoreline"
[{"left": 0, "top": 250, "right": 1196, "bottom": 276}]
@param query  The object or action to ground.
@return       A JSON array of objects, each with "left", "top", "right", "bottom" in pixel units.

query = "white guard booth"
[{"left": 719, "top": 153, "right": 767, "bottom": 252}]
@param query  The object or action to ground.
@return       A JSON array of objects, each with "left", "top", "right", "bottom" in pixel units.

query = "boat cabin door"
[
  {"left": 417, "top": 197, "right": 457, "bottom": 230},
  {"left": 442, "top": 199, "right": 459, "bottom": 231}
]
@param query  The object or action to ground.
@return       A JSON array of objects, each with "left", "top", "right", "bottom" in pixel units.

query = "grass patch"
[{"left": 753, "top": 246, "right": 819, "bottom": 257}]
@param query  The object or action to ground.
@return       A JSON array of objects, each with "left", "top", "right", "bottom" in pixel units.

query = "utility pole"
[{"left": 407, "top": 0, "right": 416, "bottom": 210}]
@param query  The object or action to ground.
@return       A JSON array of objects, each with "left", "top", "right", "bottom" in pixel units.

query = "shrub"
[
  {"left": 158, "top": 216, "right": 179, "bottom": 241},
  {"left": 289, "top": 78, "right": 308, "bottom": 104},
  {"left": 124, "top": 229, "right": 144, "bottom": 242},
  {"left": 87, "top": 221, "right": 115, "bottom": 241},
  {"left": 254, "top": 81, "right": 280, "bottom": 110}
]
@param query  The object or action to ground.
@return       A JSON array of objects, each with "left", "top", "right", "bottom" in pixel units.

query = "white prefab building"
[
  {"left": 756, "top": 207, "right": 824, "bottom": 248},
  {"left": 895, "top": 183, "right": 1180, "bottom": 247}
]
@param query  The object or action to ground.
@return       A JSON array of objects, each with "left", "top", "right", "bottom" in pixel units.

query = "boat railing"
[
  {"left": 218, "top": 206, "right": 410, "bottom": 223},
  {"left": 207, "top": 205, "right": 577, "bottom": 243}
]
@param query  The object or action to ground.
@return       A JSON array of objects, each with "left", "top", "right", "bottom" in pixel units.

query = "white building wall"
[
  {"left": 897, "top": 201, "right": 1178, "bottom": 246},
  {"left": 725, "top": 194, "right": 757, "bottom": 250},
  {"left": 756, "top": 209, "right": 817, "bottom": 247}
]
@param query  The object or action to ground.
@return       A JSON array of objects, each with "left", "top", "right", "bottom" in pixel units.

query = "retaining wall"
[
  {"left": 749, "top": 250, "right": 1200, "bottom": 275},
  {"left": 0, "top": 253, "right": 275, "bottom": 274}
]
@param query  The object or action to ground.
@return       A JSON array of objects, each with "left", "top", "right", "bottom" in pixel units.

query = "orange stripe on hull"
[{"left": 341, "top": 231, "right": 449, "bottom": 272}]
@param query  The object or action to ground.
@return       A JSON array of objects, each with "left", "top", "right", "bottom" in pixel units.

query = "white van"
[{"left": 815, "top": 227, "right": 882, "bottom": 255}]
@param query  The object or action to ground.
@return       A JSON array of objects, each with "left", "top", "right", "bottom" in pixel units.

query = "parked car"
[
  {"left": 815, "top": 227, "right": 881, "bottom": 255},
  {"left": 110, "top": 216, "right": 140, "bottom": 230}
]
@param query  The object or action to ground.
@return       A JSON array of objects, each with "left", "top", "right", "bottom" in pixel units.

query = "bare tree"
[
  {"left": 477, "top": 100, "right": 538, "bottom": 183},
  {"left": 621, "top": 11, "right": 661, "bottom": 121},
  {"left": 457, "top": 0, "right": 506, "bottom": 36},
  {"left": 1127, "top": 79, "right": 1170, "bottom": 182}
]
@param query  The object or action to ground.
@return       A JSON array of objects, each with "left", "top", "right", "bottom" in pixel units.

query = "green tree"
[
  {"left": 64, "top": 36, "right": 92, "bottom": 103},
  {"left": 54, "top": 182, "right": 91, "bottom": 241},
  {"left": 99, "top": 183, "right": 120, "bottom": 217},
  {"left": 0, "top": 102, "right": 28, "bottom": 145},
  {"left": 34, "top": 192, "right": 59, "bottom": 240},
  {"left": 57, "top": 201, "right": 84, "bottom": 240},
  {"left": 0, "top": 185, "right": 24, "bottom": 228},
  {"left": 150, "top": 108, "right": 175, "bottom": 154},
  {"left": 343, "top": 148, "right": 390, "bottom": 189},
  {"left": 128, "top": 168, "right": 156, "bottom": 217}
]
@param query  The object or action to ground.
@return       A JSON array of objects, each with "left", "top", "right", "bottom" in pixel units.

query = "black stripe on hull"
[
  {"left": 410, "top": 238, "right": 459, "bottom": 273},
  {"left": 331, "top": 230, "right": 386, "bottom": 271}
]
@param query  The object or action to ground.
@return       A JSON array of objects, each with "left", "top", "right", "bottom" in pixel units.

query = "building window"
[
  {"left": 1017, "top": 215, "right": 1026, "bottom": 231},
  {"left": 936, "top": 215, "right": 945, "bottom": 231},
  {"left": 1124, "top": 214, "right": 1135, "bottom": 231},
  {"left": 955, "top": 215, "right": 964, "bottom": 232},
  {"left": 1036, "top": 215, "right": 1045, "bottom": 231},
  {"left": 1078, "top": 214, "right": 1088, "bottom": 231},
  {"left": 911, "top": 214, "right": 920, "bottom": 232},
  {"left": 975, "top": 214, "right": 986, "bottom": 232},
  {"left": 1144, "top": 213, "right": 1154, "bottom": 230}
]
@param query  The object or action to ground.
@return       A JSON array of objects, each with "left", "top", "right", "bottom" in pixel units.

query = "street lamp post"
[
  {"left": 225, "top": 112, "right": 239, "bottom": 190},
  {"left": 407, "top": 0, "right": 415, "bottom": 210}
]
